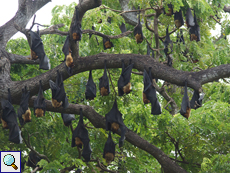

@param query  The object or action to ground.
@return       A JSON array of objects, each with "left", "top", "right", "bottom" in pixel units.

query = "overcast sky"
[{"left": 0, "top": 0, "right": 77, "bottom": 39}]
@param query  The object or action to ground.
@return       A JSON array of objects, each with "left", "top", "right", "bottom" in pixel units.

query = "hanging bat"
[
  {"left": 85, "top": 70, "right": 96, "bottom": 100},
  {"left": 190, "top": 90, "right": 204, "bottom": 109},
  {"left": 71, "top": 7, "right": 82, "bottom": 42},
  {"left": 174, "top": 10, "right": 184, "bottom": 29},
  {"left": 89, "top": 26, "right": 99, "bottom": 45},
  {"left": 1, "top": 89, "right": 22, "bottom": 144},
  {"left": 34, "top": 80, "right": 46, "bottom": 117},
  {"left": 164, "top": 4, "right": 173, "bottom": 16},
  {"left": 103, "top": 131, "right": 116, "bottom": 164},
  {"left": 30, "top": 30, "right": 50, "bottom": 70},
  {"left": 119, "top": 22, "right": 127, "bottom": 33},
  {"left": 186, "top": 8, "right": 195, "bottom": 28},
  {"left": 99, "top": 61, "right": 110, "bottom": 96},
  {"left": 180, "top": 81, "right": 191, "bottom": 119},
  {"left": 133, "top": 8, "right": 143, "bottom": 44},
  {"left": 71, "top": 108, "right": 90, "bottom": 149},
  {"left": 143, "top": 69, "right": 161, "bottom": 115},
  {"left": 18, "top": 86, "right": 31, "bottom": 126},
  {"left": 163, "top": 27, "right": 173, "bottom": 56},
  {"left": 62, "top": 34, "right": 74, "bottom": 76},
  {"left": 49, "top": 70, "right": 69, "bottom": 109},
  {"left": 81, "top": 140, "right": 92, "bottom": 162},
  {"left": 189, "top": 12, "right": 200, "bottom": 42},
  {"left": 105, "top": 99, "right": 126, "bottom": 147},
  {"left": 103, "top": 37, "right": 114, "bottom": 50},
  {"left": 27, "top": 151, "right": 41, "bottom": 169},
  {"left": 61, "top": 113, "right": 75, "bottom": 126},
  {"left": 118, "top": 60, "right": 133, "bottom": 96}
]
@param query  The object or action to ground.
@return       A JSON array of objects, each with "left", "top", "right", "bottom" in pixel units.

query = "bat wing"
[
  {"left": 61, "top": 113, "right": 75, "bottom": 126},
  {"left": 99, "top": 63, "right": 110, "bottom": 95},
  {"left": 119, "top": 125, "right": 126, "bottom": 148},
  {"left": 119, "top": 22, "right": 126, "bottom": 33},
  {"left": 105, "top": 100, "right": 123, "bottom": 131},
  {"left": 180, "top": 82, "right": 190, "bottom": 116},
  {"left": 122, "top": 63, "right": 133, "bottom": 86},
  {"left": 34, "top": 81, "right": 46, "bottom": 114},
  {"left": 143, "top": 69, "right": 152, "bottom": 92},
  {"left": 103, "top": 132, "right": 115, "bottom": 158},
  {"left": 186, "top": 8, "right": 195, "bottom": 27},
  {"left": 81, "top": 140, "right": 92, "bottom": 162},
  {"left": 85, "top": 70, "right": 96, "bottom": 100},
  {"left": 30, "top": 31, "right": 50, "bottom": 70},
  {"left": 8, "top": 123, "right": 22, "bottom": 144},
  {"left": 62, "top": 35, "right": 70, "bottom": 58},
  {"left": 1, "top": 99, "right": 18, "bottom": 124}
]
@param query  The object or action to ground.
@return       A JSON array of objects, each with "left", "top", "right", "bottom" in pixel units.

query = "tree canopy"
[{"left": 1, "top": 0, "right": 230, "bottom": 172}]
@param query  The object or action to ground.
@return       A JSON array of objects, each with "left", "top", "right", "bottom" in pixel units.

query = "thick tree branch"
[
  {"left": 25, "top": 99, "right": 187, "bottom": 173},
  {"left": 0, "top": 0, "right": 51, "bottom": 49},
  {"left": 6, "top": 52, "right": 39, "bottom": 64}
]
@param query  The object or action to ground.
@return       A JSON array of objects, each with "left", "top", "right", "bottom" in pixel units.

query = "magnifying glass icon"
[{"left": 3, "top": 154, "right": 18, "bottom": 170}]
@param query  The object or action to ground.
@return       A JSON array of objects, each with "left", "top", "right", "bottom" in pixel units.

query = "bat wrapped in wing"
[
  {"left": 164, "top": 4, "right": 173, "bottom": 16},
  {"left": 103, "top": 37, "right": 114, "bottom": 50},
  {"left": 62, "top": 34, "right": 74, "bottom": 76},
  {"left": 71, "top": 108, "right": 90, "bottom": 149},
  {"left": 103, "top": 131, "right": 115, "bottom": 164},
  {"left": 180, "top": 81, "right": 191, "bottom": 119},
  {"left": 174, "top": 10, "right": 184, "bottom": 29},
  {"left": 105, "top": 99, "right": 126, "bottom": 147},
  {"left": 119, "top": 22, "right": 127, "bottom": 33},
  {"left": 143, "top": 68, "right": 161, "bottom": 115},
  {"left": 85, "top": 70, "right": 96, "bottom": 100},
  {"left": 81, "top": 140, "right": 92, "bottom": 162},
  {"left": 189, "top": 12, "right": 200, "bottom": 42},
  {"left": 18, "top": 86, "right": 31, "bottom": 126},
  {"left": 30, "top": 30, "right": 50, "bottom": 70},
  {"left": 190, "top": 90, "right": 204, "bottom": 109},
  {"left": 133, "top": 8, "right": 143, "bottom": 44},
  {"left": 118, "top": 60, "right": 133, "bottom": 96},
  {"left": 71, "top": 7, "right": 82, "bottom": 42},
  {"left": 99, "top": 61, "right": 110, "bottom": 96},
  {"left": 186, "top": 8, "right": 195, "bottom": 28},
  {"left": 61, "top": 113, "right": 75, "bottom": 126},
  {"left": 1, "top": 89, "right": 22, "bottom": 144},
  {"left": 163, "top": 27, "right": 173, "bottom": 56},
  {"left": 27, "top": 151, "right": 42, "bottom": 169},
  {"left": 49, "top": 70, "right": 69, "bottom": 109},
  {"left": 34, "top": 80, "right": 46, "bottom": 117}
]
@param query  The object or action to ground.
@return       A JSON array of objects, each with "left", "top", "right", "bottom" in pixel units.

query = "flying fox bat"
[
  {"left": 118, "top": 60, "right": 133, "bottom": 96},
  {"left": 174, "top": 10, "right": 184, "bottom": 28},
  {"left": 143, "top": 69, "right": 161, "bottom": 115},
  {"left": 99, "top": 61, "right": 110, "bottom": 96},
  {"left": 18, "top": 86, "right": 31, "bottom": 126},
  {"left": 34, "top": 80, "right": 46, "bottom": 117},
  {"left": 27, "top": 151, "right": 42, "bottom": 169},
  {"left": 164, "top": 4, "right": 173, "bottom": 16},
  {"left": 71, "top": 7, "right": 82, "bottom": 42},
  {"left": 1, "top": 89, "right": 22, "bottom": 144},
  {"left": 49, "top": 70, "right": 69, "bottom": 109},
  {"left": 163, "top": 27, "right": 173, "bottom": 56},
  {"left": 133, "top": 8, "right": 143, "bottom": 44},
  {"left": 119, "top": 22, "right": 127, "bottom": 33},
  {"left": 103, "top": 131, "right": 116, "bottom": 164},
  {"left": 186, "top": 8, "right": 195, "bottom": 28},
  {"left": 85, "top": 70, "right": 96, "bottom": 100},
  {"left": 61, "top": 113, "right": 75, "bottom": 126},
  {"left": 180, "top": 81, "right": 191, "bottom": 119},
  {"left": 30, "top": 30, "right": 50, "bottom": 70},
  {"left": 62, "top": 34, "right": 74, "bottom": 76},
  {"left": 105, "top": 99, "right": 126, "bottom": 147},
  {"left": 190, "top": 90, "right": 204, "bottom": 109},
  {"left": 71, "top": 108, "right": 90, "bottom": 149},
  {"left": 103, "top": 37, "right": 114, "bottom": 50},
  {"left": 189, "top": 12, "right": 200, "bottom": 42}
]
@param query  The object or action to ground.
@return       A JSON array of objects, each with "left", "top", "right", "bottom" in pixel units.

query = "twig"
[
  {"left": 28, "top": 15, "right": 36, "bottom": 32},
  {"left": 131, "top": 71, "right": 143, "bottom": 75},
  {"left": 82, "top": 30, "right": 132, "bottom": 39},
  {"left": 31, "top": 166, "right": 40, "bottom": 173},
  {"left": 210, "top": 15, "right": 221, "bottom": 25}
]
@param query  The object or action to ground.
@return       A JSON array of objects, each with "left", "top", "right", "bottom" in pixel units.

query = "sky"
[{"left": 0, "top": 0, "right": 77, "bottom": 39}]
